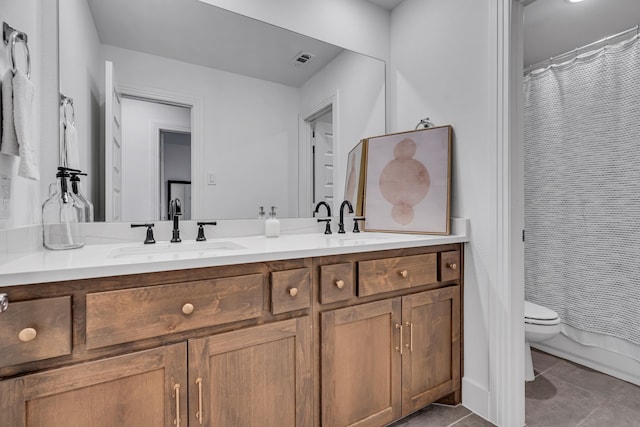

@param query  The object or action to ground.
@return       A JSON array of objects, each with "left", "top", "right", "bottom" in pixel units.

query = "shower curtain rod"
[{"left": 525, "top": 24, "right": 639, "bottom": 74}]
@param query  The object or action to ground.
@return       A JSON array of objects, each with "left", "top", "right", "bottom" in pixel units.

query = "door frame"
[
  {"left": 299, "top": 92, "right": 339, "bottom": 217},
  {"left": 119, "top": 84, "right": 205, "bottom": 220},
  {"left": 489, "top": 0, "right": 526, "bottom": 426}
]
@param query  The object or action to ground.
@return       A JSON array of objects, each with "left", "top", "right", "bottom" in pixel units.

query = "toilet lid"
[{"left": 525, "top": 301, "right": 559, "bottom": 321}]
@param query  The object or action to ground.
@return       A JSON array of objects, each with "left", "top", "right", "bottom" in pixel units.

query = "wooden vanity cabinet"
[
  {"left": 317, "top": 246, "right": 463, "bottom": 427},
  {"left": 0, "top": 343, "right": 187, "bottom": 427},
  {"left": 189, "top": 317, "right": 312, "bottom": 427},
  {"left": 0, "top": 243, "right": 462, "bottom": 427}
]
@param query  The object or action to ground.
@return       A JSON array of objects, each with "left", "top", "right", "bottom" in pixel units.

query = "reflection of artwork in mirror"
[
  {"left": 343, "top": 140, "right": 366, "bottom": 216},
  {"left": 363, "top": 126, "right": 452, "bottom": 235},
  {"left": 168, "top": 180, "right": 192, "bottom": 221}
]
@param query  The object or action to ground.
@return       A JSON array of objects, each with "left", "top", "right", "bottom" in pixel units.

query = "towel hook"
[
  {"left": 3, "top": 22, "right": 30, "bottom": 79},
  {"left": 60, "top": 95, "right": 76, "bottom": 125}
]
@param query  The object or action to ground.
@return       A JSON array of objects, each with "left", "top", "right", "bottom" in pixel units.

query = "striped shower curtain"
[{"left": 524, "top": 34, "right": 640, "bottom": 357}]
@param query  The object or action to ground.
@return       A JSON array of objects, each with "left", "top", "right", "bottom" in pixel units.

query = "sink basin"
[{"left": 109, "top": 240, "right": 246, "bottom": 260}]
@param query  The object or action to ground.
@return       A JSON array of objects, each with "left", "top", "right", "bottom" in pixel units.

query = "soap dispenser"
[
  {"left": 42, "top": 167, "right": 85, "bottom": 250},
  {"left": 265, "top": 206, "right": 280, "bottom": 237}
]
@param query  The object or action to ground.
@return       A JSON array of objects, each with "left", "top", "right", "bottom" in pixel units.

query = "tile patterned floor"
[
  {"left": 388, "top": 349, "right": 640, "bottom": 427},
  {"left": 526, "top": 349, "right": 640, "bottom": 427}
]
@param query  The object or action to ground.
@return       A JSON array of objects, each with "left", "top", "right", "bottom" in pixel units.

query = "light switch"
[{"left": 207, "top": 172, "right": 217, "bottom": 185}]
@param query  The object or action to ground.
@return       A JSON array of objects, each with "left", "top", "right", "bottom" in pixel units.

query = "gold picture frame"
[{"left": 362, "top": 126, "right": 452, "bottom": 235}]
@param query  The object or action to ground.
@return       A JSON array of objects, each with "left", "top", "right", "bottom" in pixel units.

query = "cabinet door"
[
  {"left": 0, "top": 343, "right": 187, "bottom": 427},
  {"left": 321, "top": 299, "right": 402, "bottom": 427},
  {"left": 401, "top": 285, "right": 461, "bottom": 415},
  {"left": 188, "top": 317, "right": 312, "bottom": 427}
]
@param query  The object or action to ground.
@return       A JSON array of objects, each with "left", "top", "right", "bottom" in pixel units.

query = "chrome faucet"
[
  {"left": 338, "top": 200, "right": 354, "bottom": 234},
  {"left": 314, "top": 201, "right": 332, "bottom": 234},
  {"left": 169, "top": 198, "right": 182, "bottom": 242}
]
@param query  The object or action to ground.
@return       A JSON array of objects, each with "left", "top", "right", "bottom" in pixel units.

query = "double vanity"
[{"left": 0, "top": 222, "right": 467, "bottom": 426}]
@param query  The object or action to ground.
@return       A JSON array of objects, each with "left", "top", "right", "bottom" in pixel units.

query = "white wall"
[
  {"left": 102, "top": 45, "right": 300, "bottom": 220},
  {"left": 390, "top": 0, "right": 494, "bottom": 419},
  {"left": 200, "top": 0, "right": 391, "bottom": 61},
  {"left": 300, "top": 50, "right": 386, "bottom": 209},
  {"left": 0, "top": 0, "right": 42, "bottom": 229},
  {"left": 59, "top": 0, "right": 103, "bottom": 218},
  {"left": 120, "top": 98, "right": 190, "bottom": 222}
]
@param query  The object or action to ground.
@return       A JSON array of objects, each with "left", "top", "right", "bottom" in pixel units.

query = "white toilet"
[{"left": 524, "top": 300, "right": 561, "bottom": 381}]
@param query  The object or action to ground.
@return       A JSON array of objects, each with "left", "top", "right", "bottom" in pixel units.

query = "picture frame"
[
  {"left": 362, "top": 125, "right": 452, "bottom": 235},
  {"left": 343, "top": 140, "right": 367, "bottom": 216}
]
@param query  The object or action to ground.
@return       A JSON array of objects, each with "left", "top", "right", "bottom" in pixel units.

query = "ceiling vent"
[{"left": 290, "top": 51, "right": 315, "bottom": 66}]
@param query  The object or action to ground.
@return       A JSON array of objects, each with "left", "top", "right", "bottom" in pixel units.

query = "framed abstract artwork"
[
  {"left": 362, "top": 126, "right": 452, "bottom": 235},
  {"left": 343, "top": 140, "right": 367, "bottom": 216}
]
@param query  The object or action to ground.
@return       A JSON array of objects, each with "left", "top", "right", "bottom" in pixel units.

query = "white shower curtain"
[{"left": 524, "top": 34, "right": 640, "bottom": 360}]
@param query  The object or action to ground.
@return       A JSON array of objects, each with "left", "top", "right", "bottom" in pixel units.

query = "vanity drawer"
[
  {"left": 0, "top": 296, "right": 72, "bottom": 368},
  {"left": 440, "top": 250, "right": 461, "bottom": 282},
  {"left": 86, "top": 274, "right": 264, "bottom": 349},
  {"left": 271, "top": 268, "right": 311, "bottom": 315},
  {"left": 320, "top": 262, "right": 354, "bottom": 304},
  {"left": 358, "top": 253, "right": 437, "bottom": 297}
]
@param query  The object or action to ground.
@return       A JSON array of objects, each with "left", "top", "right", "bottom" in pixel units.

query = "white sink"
[{"left": 108, "top": 240, "right": 246, "bottom": 260}]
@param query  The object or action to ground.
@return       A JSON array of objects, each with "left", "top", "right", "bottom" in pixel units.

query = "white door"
[
  {"left": 313, "top": 119, "right": 334, "bottom": 212},
  {"left": 104, "top": 61, "right": 123, "bottom": 221}
]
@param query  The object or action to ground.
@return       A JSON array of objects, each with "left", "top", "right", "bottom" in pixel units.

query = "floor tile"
[
  {"left": 608, "top": 379, "right": 640, "bottom": 412},
  {"left": 450, "top": 413, "right": 496, "bottom": 426},
  {"left": 387, "top": 404, "right": 471, "bottom": 427},
  {"left": 546, "top": 360, "right": 625, "bottom": 398},
  {"left": 578, "top": 401, "right": 640, "bottom": 427},
  {"left": 531, "top": 349, "right": 562, "bottom": 375},
  {"left": 525, "top": 373, "right": 607, "bottom": 427}
]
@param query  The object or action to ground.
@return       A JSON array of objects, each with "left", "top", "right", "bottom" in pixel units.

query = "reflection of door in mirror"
[
  {"left": 309, "top": 108, "right": 334, "bottom": 213},
  {"left": 104, "top": 61, "right": 122, "bottom": 221},
  {"left": 162, "top": 133, "right": 191, "bottom": 220},
  {"left": 119, "top": 97, "right": 191, "bottom": 222}
]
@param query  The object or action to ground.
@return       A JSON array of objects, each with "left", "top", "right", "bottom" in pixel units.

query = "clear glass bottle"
[
  {"left": 42, "top": 167, "right": 85, "bottom": 249},
  {"left": 70, "top": 172, "right": 94, "bottom": 222}
]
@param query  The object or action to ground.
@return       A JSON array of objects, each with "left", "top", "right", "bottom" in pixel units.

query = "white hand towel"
[
  {"left": 64, "top": 121, "right": 80, "bottom": 170},
  {"left": 13, "top": 70, "right": 39, "bottom": 181},
  {"left": 0, "top": 70, "right": 18, "bottom": 157}
]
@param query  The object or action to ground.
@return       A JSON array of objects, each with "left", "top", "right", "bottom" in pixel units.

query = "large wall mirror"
[{"left": 58, "top": 0, "right": 386, "bottom": 222}]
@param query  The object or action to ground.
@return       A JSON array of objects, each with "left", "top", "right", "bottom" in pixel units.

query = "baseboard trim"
[
  {"left": 534, "top": 337, "right": 640, "bottom": 386},
  {"left": 462, "top": 377, "right": 490, "bottom": 420}
]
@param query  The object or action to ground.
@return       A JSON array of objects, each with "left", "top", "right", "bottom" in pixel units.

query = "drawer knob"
[
  {"left": 447, "top": 263, "right": 458, "bottom": 271},
  {"left": 289, "top": 288, "right": 299, "bottom": 297},
  {"left": 335, "top": 280, "right": 345, "bottom": 289},
  {"left": 182, "top": 303, "right": 195, "bottom": 315},
  {"left": 400, "top": 270, "right": 409, "bottom": 278},
  {"left": 0, "top": 293, "right": 8, "bottom": 313},
  {"left": 18, "top": 327, "right": 37, "bottom": 342}
]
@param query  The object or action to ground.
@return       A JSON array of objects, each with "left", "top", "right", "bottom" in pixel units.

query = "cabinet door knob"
[
  {"left": 400, "top": 270, "right": 409, "bottom": 278},
  {"left": 335, "top": 280, "right": 345, "bottom": 289},
  {"left": 18, "top": 327, "right": 37, "bottom": 342},
  {"left": 182, "top": 303, "right": 195, "bottom": 315},
  {"left": 289, "top": 287, "right": 299, "bottom": 297},
  {"left": 447, "top": 263, "right": 458, "bottom": 271}
]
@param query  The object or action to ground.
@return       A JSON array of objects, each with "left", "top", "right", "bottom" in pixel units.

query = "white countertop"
[{"left": 0, "top": 222, "right": 468, "bottom": 287}]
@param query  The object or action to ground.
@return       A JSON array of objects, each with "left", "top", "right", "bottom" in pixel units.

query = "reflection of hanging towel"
[
  {"left": 13, "top": 70, "right": 38, "bottom": 181},
  {"left": 64, "top": 121, "right": 80, "bottom": 170},
  {"left": 0, "top": 70, "right": 18, "bottom": 157}
]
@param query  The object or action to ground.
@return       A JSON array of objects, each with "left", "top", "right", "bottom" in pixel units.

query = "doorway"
[
  {"left": 120, "top": 97, "right": 191, "bottom": 221},
  {"left": 161, "top": 130, "right": 191, "bottom": 220},
  {"left": 307, "top": 107, "right": 334, "bottom": 214}
]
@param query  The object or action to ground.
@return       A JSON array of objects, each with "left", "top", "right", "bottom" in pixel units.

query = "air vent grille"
[{"left": 290, "top": 51, "right": 315, "bottom": 66}]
